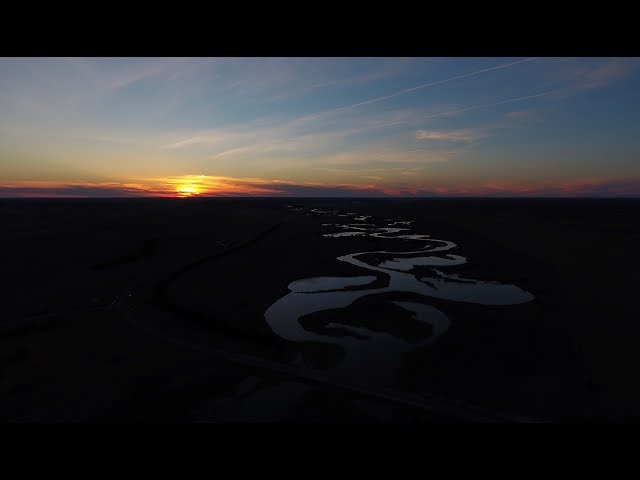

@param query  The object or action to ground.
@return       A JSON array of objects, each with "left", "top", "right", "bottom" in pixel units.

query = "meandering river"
[{"left": 264, "top": 207, "right": 534, "bottom": 386}]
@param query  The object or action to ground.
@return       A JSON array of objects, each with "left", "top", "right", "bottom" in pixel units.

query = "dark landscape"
[{"left": 2, "top": 197, "right": 638, "bottom": 422}]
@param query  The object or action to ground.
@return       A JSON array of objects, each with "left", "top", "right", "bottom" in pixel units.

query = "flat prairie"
[{"left": 1, "top": 198, "right": 638, "bottom": 422}]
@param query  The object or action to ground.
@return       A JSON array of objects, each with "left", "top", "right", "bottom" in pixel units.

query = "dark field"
[{"left": 1, "top": 197, "right": 639, "bottom": 422}]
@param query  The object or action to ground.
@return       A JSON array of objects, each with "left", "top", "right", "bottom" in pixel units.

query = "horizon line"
[{"left": 2, "top": 195, "right": 639, "bottom": 200}]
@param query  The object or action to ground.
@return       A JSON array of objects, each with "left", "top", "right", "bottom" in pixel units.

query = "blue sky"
[{"left": 1, "top": 57, "right": 639, "bottom": 196}]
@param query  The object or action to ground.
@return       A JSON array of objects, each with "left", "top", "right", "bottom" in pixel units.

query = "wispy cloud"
[
  {"left": 423, "top": 90, "right": 559, "bottom": 120},
  {"left": 416, "top": 129, "right": 487, "bottom": 142},
  {"left": 0, "top": 176, "right": 392, "bottom": 198},
  {"left": 154, "top": 86, "right": 558, "bottom": 176},
  {"left": 0, "top": 180, "right": 157, "bottom": 198},
  {"left": 0, "top": 126, "right": 155, "bottom": 146},
  {"left": 160, "top": 136, "right": 221, "bottom": 150},
  {"left": 578, "top": 58, "right": 639, "bottom": 90},
  {"left": 348, "top": 58, "right": 539, "bottom": 109},
  {"left": 2, "top": 58, "right": 639, "bottom": 197},
  {"left": 385, "top": 178, "right": 640, "bottom": 197},
  {"left": 503, "top": 106, "right": 550, "bottom": 121},
  {"left": 309, "top": 147, "right": 460, "bottom": 167},
  {"left": 248, "top": 58, "right": 541, "bottom": 133},
  {"left": 310, "top": 59, "right": 411, "bottom": 89},
  {"left": 263, "top": 58, "right": 414, "bottom": 103},
  {"left": 537, "top": 58, "right": 640, "bottom": 98},
  {"left": 209, "top": 145, "right": 268, "bottom": 159},
  {"left": 2, "top": 175, "right": 639, "bottom": 198},
  {"left": 161, "top": 108, "right": 427, "bottom": 160}
]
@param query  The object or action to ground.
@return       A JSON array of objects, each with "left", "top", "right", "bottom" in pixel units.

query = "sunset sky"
[{"left": 1, "top": 57, "right": 639, "bottom": 197}]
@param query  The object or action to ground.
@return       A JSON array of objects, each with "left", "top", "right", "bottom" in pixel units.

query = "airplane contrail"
[
  {"left": 349, "top": 57, "right": 540, "bottom": 109},
  {"left": 422, "top": 89, "right": 560, "bottom": 119},
  {"left": 282, "top": 58, "right": 541, "bottom": 129}
]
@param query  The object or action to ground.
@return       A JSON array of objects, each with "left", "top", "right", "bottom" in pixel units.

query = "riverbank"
[{"left": 1, "top": 198, "right": 638, "bottom": 422}]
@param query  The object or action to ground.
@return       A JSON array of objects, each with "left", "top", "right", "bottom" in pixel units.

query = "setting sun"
[{"left": 177, "top": 184, "right": 200, "bottom": 197}]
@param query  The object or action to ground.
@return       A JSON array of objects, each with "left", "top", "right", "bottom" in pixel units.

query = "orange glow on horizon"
[
  {"left": 176, "top": 183, "right": 201, "bottom": 197},
  {"left": 0, "top": 175, "right": 638, "bottom": 198}
]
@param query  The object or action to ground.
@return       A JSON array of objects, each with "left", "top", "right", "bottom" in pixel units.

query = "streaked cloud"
[
  {"left": 385, "top": 178, "right": 640, "bottom": 197},
  {"left": 0, "top": 176, "right": 393, "bottom": 198},
  {"left": 0, "top": 180, "right": 156, "bottom": 198},
  {"left": 416, "top": 129, "right": 487, "bottom": 142},
  {"left": 160, "top": 136, "right": 221, "bottom": 150},
  {"left": 1, "top": 175, "right": 639, "bottom": 198},
  {"left": 348, "top": 58, "right": 539, "bottom": 109},
  {"left": 579, "top": 58, "right": 640, "bottom": 90},
  {"left": 1, "top": 57, "right": 639, "bottom": 197}
]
